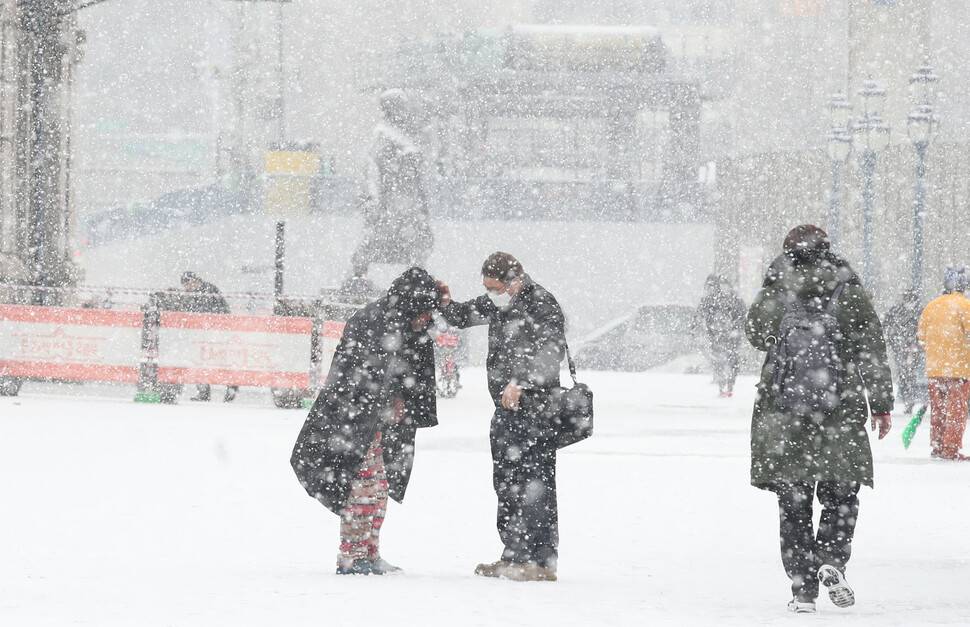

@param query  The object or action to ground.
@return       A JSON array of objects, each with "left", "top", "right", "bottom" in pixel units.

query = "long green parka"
[{"left": 745, "top": 253, "right": 894, "bottom": 488}]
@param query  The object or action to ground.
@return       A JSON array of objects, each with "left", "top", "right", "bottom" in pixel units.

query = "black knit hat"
[{"left": 386, "top": 267, "right": 440, "bottom": 317}]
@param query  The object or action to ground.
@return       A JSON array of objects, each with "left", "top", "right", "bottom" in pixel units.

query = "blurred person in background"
[
  {"left": 179, "top": 271, "right": 238, "bottom": 403},
  {"left": 697, "top": 274, "right": 746, "bottom": 397},
  {"left": 917, "top": 266, "right": 970, "bottom": 461},
  {"left": 883, "top": 290, "right": 926, "bottom": 414}
]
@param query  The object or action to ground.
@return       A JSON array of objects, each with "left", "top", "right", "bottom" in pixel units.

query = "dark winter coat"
[
  {"left": 698, "top": 288, "right": 746, "bottom": 348},
  {"left": 290, "top": 273, "right": 438, "bottom": 515},
  {"left": 745, "top": 253, "right": 893, "bottom": 488},
  {"left": 180, "top": 281, "right": 230, "bottom": 315},
  {"left": 441, "top": 275, "right": 566, "bottom": 406},
  {"left": 884, "top": 299, "right": 922, "bottom": 357}
]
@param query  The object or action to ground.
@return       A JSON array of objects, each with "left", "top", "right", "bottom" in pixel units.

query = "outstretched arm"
[{"left": 439, "top": 295, "right": 493, "bottom": 329}]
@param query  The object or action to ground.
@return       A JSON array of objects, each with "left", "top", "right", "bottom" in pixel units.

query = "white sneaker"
[
  {"left": 787, "top": 599, "right": 817, "bottom": 614},
  {"left": 818, "top": 564, "right": 855, "bottom": 608}
]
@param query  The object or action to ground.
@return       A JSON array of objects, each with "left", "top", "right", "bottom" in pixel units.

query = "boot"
[
  {"left": 223, "top": 386, "right": 238, "bottom": 403},
  {"left": 336, "top": 560, "right": 376, "bottom": 576},
  {"left": 474, "top": 559, "right": 511, "bottom": 578},
  {"left": 369, "top": 557, "right": 402, "bottom": 574},
  {"left": 499, "top": 562, "right": 557, "bottom": 582}
]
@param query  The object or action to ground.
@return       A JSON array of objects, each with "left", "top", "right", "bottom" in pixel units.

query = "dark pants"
[
  {"left": 893, "top": 348, "right": 925, "bottom": 410},
  {"left": 710, "top": 342, "right": 740, "bottom": 393},
  {"left": 770, "top": 481, "right": 860, "bottom": 601},
  {"left": 490, "top": 408, "right": 559, "bottom": 568}
]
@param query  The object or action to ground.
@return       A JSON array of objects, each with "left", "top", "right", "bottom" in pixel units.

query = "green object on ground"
[
  {"left": 901, "top": 405, "right": 928, "bottom": 449},
  {"left": 301, "top": 398, "right": 313, "bottom": 409},
  {"left": 134, "top": 391, "right": 162, "bottom": 404}
]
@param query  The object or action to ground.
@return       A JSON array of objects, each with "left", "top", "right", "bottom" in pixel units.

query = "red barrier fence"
[
  {"left": 157, "top": 312, "right": 315, "bottom": 388},
  {"left": 0, "top": 305, "right": 143, "bottom": 383},
  {"left": 0, "top": 302, "right": 348, "bottom": 405}
]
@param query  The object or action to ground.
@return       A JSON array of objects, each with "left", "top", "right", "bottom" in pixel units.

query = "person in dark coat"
[
  {"left": 697, "top": 274, "right": 747, "bottom": 397},
  {"left": 438, "top": 252, "right": 566, "bottom": 582},
  {"left": 745, "top": 225, "right": 893, "bottom": 613},
  {"left": 883, "top": 290, "right": 926, "bottom": 414},
  {"left": 290, "top": 267, "right": 442, "bottom": 575},
  {"left": 179, "top": 271, "right": 238, "bottom": 403}
]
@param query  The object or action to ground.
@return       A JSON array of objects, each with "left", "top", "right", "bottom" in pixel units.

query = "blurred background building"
[{"left": 1, "top": 0, "right": 969, "bottom": 306}]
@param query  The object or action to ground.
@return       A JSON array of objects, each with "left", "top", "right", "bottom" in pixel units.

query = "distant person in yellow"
[{"left": 917, "top": 266, "right": 970, "bottom": 460}]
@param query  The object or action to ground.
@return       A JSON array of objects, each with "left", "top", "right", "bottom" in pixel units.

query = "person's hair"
[
  {"left": 481, "top": 252, "right": 523, "bottom": 282},
  {"left": 783, "top": 224, "right": 830, "bottom": 264}
]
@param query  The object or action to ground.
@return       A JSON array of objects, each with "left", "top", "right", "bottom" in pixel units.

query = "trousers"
[{"left": 770, "top": 481, "right": 860, "bottom": 601}]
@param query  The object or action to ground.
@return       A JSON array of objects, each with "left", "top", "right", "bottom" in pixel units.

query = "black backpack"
[{"left": 769, "top": 283, "right": 846, "bottom": 415}]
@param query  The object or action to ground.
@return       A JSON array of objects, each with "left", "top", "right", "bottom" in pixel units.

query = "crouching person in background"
[
  {"left": 291, "top": 267, "right": 443, "bottom": 575},
  {"left": 745, "top": 226, "right": 893, "bottom": 614}
]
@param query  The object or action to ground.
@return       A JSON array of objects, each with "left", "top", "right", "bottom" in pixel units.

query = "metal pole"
[
  {"left": 274, "top": 220, "right": 285, "bottom": 298},
  {"left": 828, "top": 159, "right": 842, "bottom": 249},
  {"left": 861, "top": 148, "right": 876, "bottom": 291},
  {"left": 275, "top": 1, "right": 284, "bottom": 146},
  {"left": 912, "top": 141, "right": 927, "bottom": 294}
]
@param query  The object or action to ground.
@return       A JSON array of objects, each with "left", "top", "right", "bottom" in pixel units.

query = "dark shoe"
[
  {"left": 474, "top": 559, "right": 511, "bottom": 578},
  {"left": 336, "top": 560, "right": 376, "bottom": 576},
  {"left": 818, "top": 564, "right": 855, "bottom": 608},
  {"left": 223, "top": 387, "right": 238, "bottom": 403},
  {"left": 370, "top": 557, "right": 402, "bottom": 574},
  {"left": 189, "top": 394, "right": 210, "bottom": 402}
]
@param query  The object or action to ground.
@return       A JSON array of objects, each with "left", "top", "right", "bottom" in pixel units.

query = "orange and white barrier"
[
  {"left": 156, "top": 312, "right": 318, "bottom": 388},
  {"left": 0, "top": 305, "right": 142, "bottom": 383},
  {"left": 313, "top": 320, "right": 347, "bottom": 385},
  {"left": 156, "top": 313, "right": 346, "bottom": 389}
]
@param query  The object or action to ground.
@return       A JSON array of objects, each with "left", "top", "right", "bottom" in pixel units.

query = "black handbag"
[{"left": 546, "top": 342, "right": 594, "bottom": 449}]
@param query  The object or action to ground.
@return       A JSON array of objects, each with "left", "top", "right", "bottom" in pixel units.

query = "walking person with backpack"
[{"left": 745, "top": 225, "right": 893, "bottom": 614}]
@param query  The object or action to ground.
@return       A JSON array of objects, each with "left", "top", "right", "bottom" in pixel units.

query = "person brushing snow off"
[
  {"left": 745, "top": 225, "right": 893, "bottom": 614},
  {"left": 438, "top": 252, "right": 567, "bottom": 582},
  {"left": 290, "top": 267, "right": 444, "bottom": 575}
]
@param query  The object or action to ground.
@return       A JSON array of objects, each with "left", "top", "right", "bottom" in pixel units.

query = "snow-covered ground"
[{"left": 2, "top": 370, "right": 969, "bottom": 626}]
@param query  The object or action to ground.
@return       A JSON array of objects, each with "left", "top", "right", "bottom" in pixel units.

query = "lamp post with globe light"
[
  {"left": 825, "top": 94, "right": 853, "bottom": 249},
  {"left": 906, "top": 63, "right": 939, "bottom": 296},
  {"left": 852, "top": 80, "right": 891, "bottom": 290}
]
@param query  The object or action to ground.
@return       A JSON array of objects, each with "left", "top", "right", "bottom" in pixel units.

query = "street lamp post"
[
  {"left": 852, "top": 80, "right": 891, "bottom": 291},
  {"left": 907, "top": 64, "right": 939, "bottom": 296},
  {"left": 826, "top": 94, "right": 853, "bottom": 248}
]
